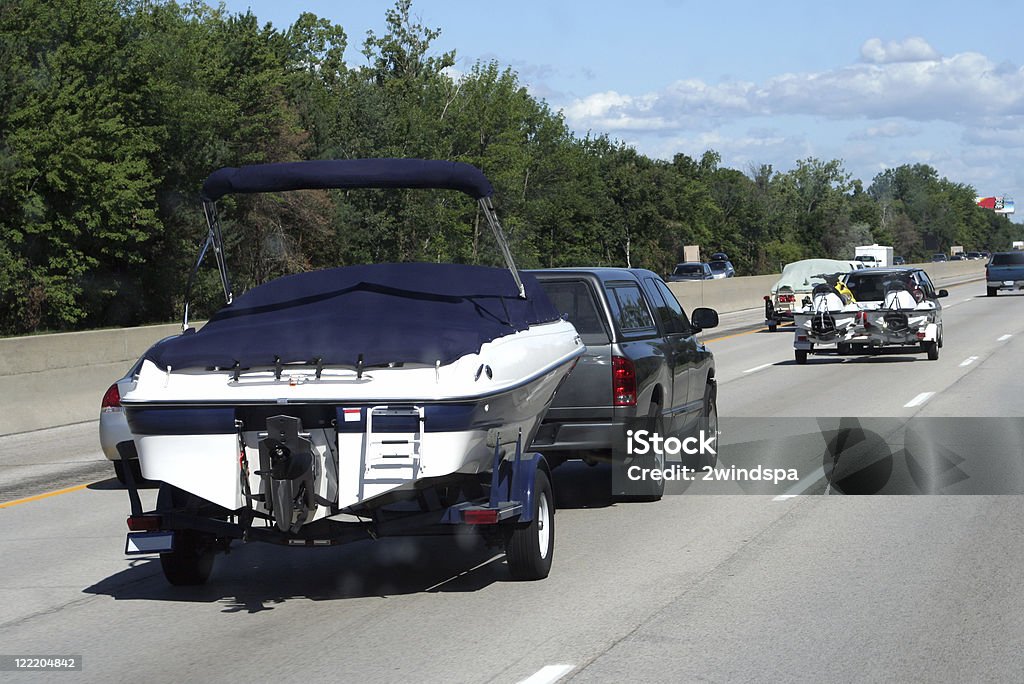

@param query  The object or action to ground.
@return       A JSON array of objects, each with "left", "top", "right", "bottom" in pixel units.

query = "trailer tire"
[
  {"left": 795, "top": 349, "right": 808, "bottom": 365},
  {"left": 506, "top": 469, "right": 554, "bottom": 581},
  {"left": 924, "top": 341, "right": 939, "bottom": 361},
  {"left": 156, "top": 484, "right": 216, "bottom": 586}
]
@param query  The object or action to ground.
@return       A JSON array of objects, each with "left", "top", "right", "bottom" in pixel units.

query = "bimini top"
[
  {"left": 146, "top": 262, "right": 560, "bottom": 371},
  {"left": 201, "top": 159, "right": 494, "bottom": 202}
]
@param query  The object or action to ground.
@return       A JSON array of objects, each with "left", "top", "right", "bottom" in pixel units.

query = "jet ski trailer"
[{"left": 120, "top": 159, "right": 584, "bottom": 585}]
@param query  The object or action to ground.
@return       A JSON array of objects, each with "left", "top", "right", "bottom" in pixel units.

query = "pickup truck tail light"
[
  {"left": 101, "top": 383, "right": 122, "bottom": 413},
  {"left": 612, "top": 356, "right": 637, "bottom": 407}
]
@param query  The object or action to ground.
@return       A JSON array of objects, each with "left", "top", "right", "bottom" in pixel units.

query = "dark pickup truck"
[
  {"left": 528, "top": 267, "right": 719, "bottom": 499},
  {"left": 986, "top": 252, "right": 1024, "bottom": 296}
]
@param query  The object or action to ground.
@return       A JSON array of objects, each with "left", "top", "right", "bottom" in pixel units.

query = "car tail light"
[
  {"left": 612, "top": 356, "right": 637, "bottom": 407},
  {"left": 101, "top": 383, "right": 122, "bottom": 413}
]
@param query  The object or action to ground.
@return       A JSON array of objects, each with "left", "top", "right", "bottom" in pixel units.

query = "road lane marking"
[
  {"left": 904, "top": 392, "right": 935, "bottom": 408},
  {"left": 704, "top": 328, "right": 760, "bottom": 344},
  {"left": 998, "top": 334, "right": 1013, "bottom": 342},
  {"left": 960, "top": 356, "right": 979, "bottom": 367},
  {"left": 0, "top": 483, "right": 90, "bottom": 509},
  {"left": 519, "top": 664, "right": 575, "bottom": 684},
  {"left": 742, "top": 362, "right": 774, "bottom": 374},
  {"left": 962, "top": 298, "right": 972, "bottom": 303},
  {"left": 773, "top": 465, "right": 826, "bottom": 500}
]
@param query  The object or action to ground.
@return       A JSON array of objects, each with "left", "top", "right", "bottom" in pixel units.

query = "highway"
[{"left": 2, "top": 279, "right": 1023, "bottom": 682}]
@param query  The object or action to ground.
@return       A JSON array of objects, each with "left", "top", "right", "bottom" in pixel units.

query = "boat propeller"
[{"left": 257, "top": 415, "right": 317, "bottom": 533}]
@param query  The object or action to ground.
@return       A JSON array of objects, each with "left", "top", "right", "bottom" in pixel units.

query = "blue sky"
[{"left": 222, "top": 0, "right": 1024, "bottom": 218}]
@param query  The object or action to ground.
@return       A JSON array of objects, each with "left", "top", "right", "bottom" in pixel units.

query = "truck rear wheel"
[
  {"left": 795, "top": 349, "right": 808, "bottom": 364},
  {"left": 987, "top": 287, "right": 997, "bottom": 297},
  {"left": 506, "top": 468, "right": 554, "bottom": 581}
]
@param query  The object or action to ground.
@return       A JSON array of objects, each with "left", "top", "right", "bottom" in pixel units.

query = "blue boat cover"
[
  {"left": 201, "top": 159, "right": 494, "bottom": 202},
  {"left": 146, "top": 263, "right": 562, "bottom": 370}
]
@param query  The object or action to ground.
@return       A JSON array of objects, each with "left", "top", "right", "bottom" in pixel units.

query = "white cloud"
[
  {"left": 559, "top": 41, "right": 1024, "bottom": 133},
  {"left": 860, "top": 37, "right": 940, "bottom": 64}
]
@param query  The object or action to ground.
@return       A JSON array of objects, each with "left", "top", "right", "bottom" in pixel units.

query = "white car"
[{"left": 99, "top": 360, "right": 143, "bottom": 484}]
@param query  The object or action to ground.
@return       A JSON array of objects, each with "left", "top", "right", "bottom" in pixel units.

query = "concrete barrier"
[{"left": 0, "top": 260, "right": 986, "bottom": 436}]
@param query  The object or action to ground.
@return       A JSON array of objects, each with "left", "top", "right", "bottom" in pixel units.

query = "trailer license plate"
[{"left": 125, "top": 531, "right": 174, "bottom": 555}]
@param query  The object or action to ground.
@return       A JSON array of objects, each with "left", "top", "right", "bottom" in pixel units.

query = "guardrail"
[{"left": 0, "top": 261, "right": 986, "bottom": 435}]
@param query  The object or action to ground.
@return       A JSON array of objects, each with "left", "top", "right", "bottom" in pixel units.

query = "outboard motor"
[{"left": 257, "top": 415, "right": 318, "bottom": 533}]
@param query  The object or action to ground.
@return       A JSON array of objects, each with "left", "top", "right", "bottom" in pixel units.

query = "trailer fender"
[{"left": 499, "top": 453, "right": 550, "bottom": 524}]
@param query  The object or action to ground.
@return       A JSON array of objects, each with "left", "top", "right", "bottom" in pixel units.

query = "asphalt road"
[{"left": 2, "top": 280, "right": 1023, "bottom": 683}]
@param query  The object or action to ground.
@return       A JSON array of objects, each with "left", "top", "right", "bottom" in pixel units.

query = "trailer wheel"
[
  {"left": 506, "top": 468, "right": 554, "bottom": 581},
  {"left": 795, "top": 349, "right": 808, "bottom": 365},
  {"left": 156, "top": 484, "right": 216, "bottom": 586},
  {"left": 923, "top": 341, "right": 939, "bottom": 361}
]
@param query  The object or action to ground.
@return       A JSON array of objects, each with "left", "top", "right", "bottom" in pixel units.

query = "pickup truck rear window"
[
  {"left": 537, "top": 280, "right": 611, "bottom": 344},
  {"left": 605, "top": 282, "right": 656, "bottom": 334},
  {"left": 991, "top": 252, "right": 1024, "bottom": 266}
]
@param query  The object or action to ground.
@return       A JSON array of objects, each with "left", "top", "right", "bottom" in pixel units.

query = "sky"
[{"left": 221, "top": 0, "right": 1024, "bottom": 219}]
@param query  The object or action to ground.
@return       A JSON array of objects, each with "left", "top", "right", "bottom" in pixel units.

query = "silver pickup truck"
[
  {"left": 986, "top": 252, "right": 1024, "bottom": 296},
  {"left": 527, "top": 268, "right": 719, "bottom": 499}
]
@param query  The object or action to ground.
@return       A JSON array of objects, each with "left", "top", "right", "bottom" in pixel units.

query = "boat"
[{"left": 121, "top": 159, "right": 584, "bottom": 540}]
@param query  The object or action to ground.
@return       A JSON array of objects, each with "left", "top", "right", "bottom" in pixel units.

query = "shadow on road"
[{"left": 84, "top": 532, "right": 510, "bottom": 611}]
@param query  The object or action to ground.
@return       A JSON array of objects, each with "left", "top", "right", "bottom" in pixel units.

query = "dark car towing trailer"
[{"left": 122, "top": 429, "right": 557, "bottom": 585}]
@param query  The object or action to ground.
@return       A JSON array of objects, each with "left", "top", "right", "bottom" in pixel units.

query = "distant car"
[
  {"left": 931, "top": 254, "right": 948, "bottom": 262},
  {"left": 764, "top": 258, "right": 860, "bottom": 331},
  {"left": 707, "top": 259, "right": 735, "bottom": 278},
  {"left": 667, "top": 262, "right": 714, "bottom": 281},
  {"left": 951, "top": 254, "right": 965, "bottom": 261},
  {"left": 893, "top": 256, "right": 906, "bottom": 265},
  {"left": 100, "top": 361, "right": 142, "bottom": 484},
  {"left": 99, "top": 336, "right": 178, "bottom": 484},
  {"left": 854, "top": 255, "right": 881, "bottom": 267},
  {"left": 965, "top": 252, "right": 984, "bottom": 260},
  {"left": 709, "top": 252, "right": 729, "bottom": 261}
]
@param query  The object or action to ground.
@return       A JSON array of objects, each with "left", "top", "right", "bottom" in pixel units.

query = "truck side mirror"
[
  {"left": 691, "top": 307, "right": 719, "bottom": 331},
  {"left": 937, "top": 289, "right": 949, "bottom": 298}
]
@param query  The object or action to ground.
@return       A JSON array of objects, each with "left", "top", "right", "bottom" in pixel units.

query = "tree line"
[{"left": 1, "top": 0, "right": 1018, "bottom": 335}]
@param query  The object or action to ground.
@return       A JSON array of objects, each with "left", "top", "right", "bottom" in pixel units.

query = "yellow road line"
[{"left": 0, "top": 483, "right": 91, "bottom": 509}]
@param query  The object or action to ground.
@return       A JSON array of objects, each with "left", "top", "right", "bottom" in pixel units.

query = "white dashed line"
[
  {"left": 743, "top": 363, "right": 774, "bottom": 374},
  {"left": 519, "top": 665, "right": 575, "bottom": 684},
  {"left": 960, "top": 356, "right": 979, "bottom": 367},
  {"left": 998, "top": 334, "right": 1013, "bottom": 342},
  {"left": 773, "top": 465, "right": 826, "bottom": 500},
  {"left": 904, "top": 392, "right": 935, "bottom": 408}
]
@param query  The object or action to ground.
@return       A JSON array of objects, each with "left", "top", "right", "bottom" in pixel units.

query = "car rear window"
[
  {"left": 605, "top": 282, "right": 656, "bottom": 334},
  {"left": 673, "top": 264, "right": 704, "bottom": 275},
  {"left": 846, "top": 272, "right": 911, "bottom": 301},
  {"left": 991, "top": 252, "right": 1024, "bottom": 266},
  {"left": 536, "top": 279, "right": 611, "bottom": 345}
]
